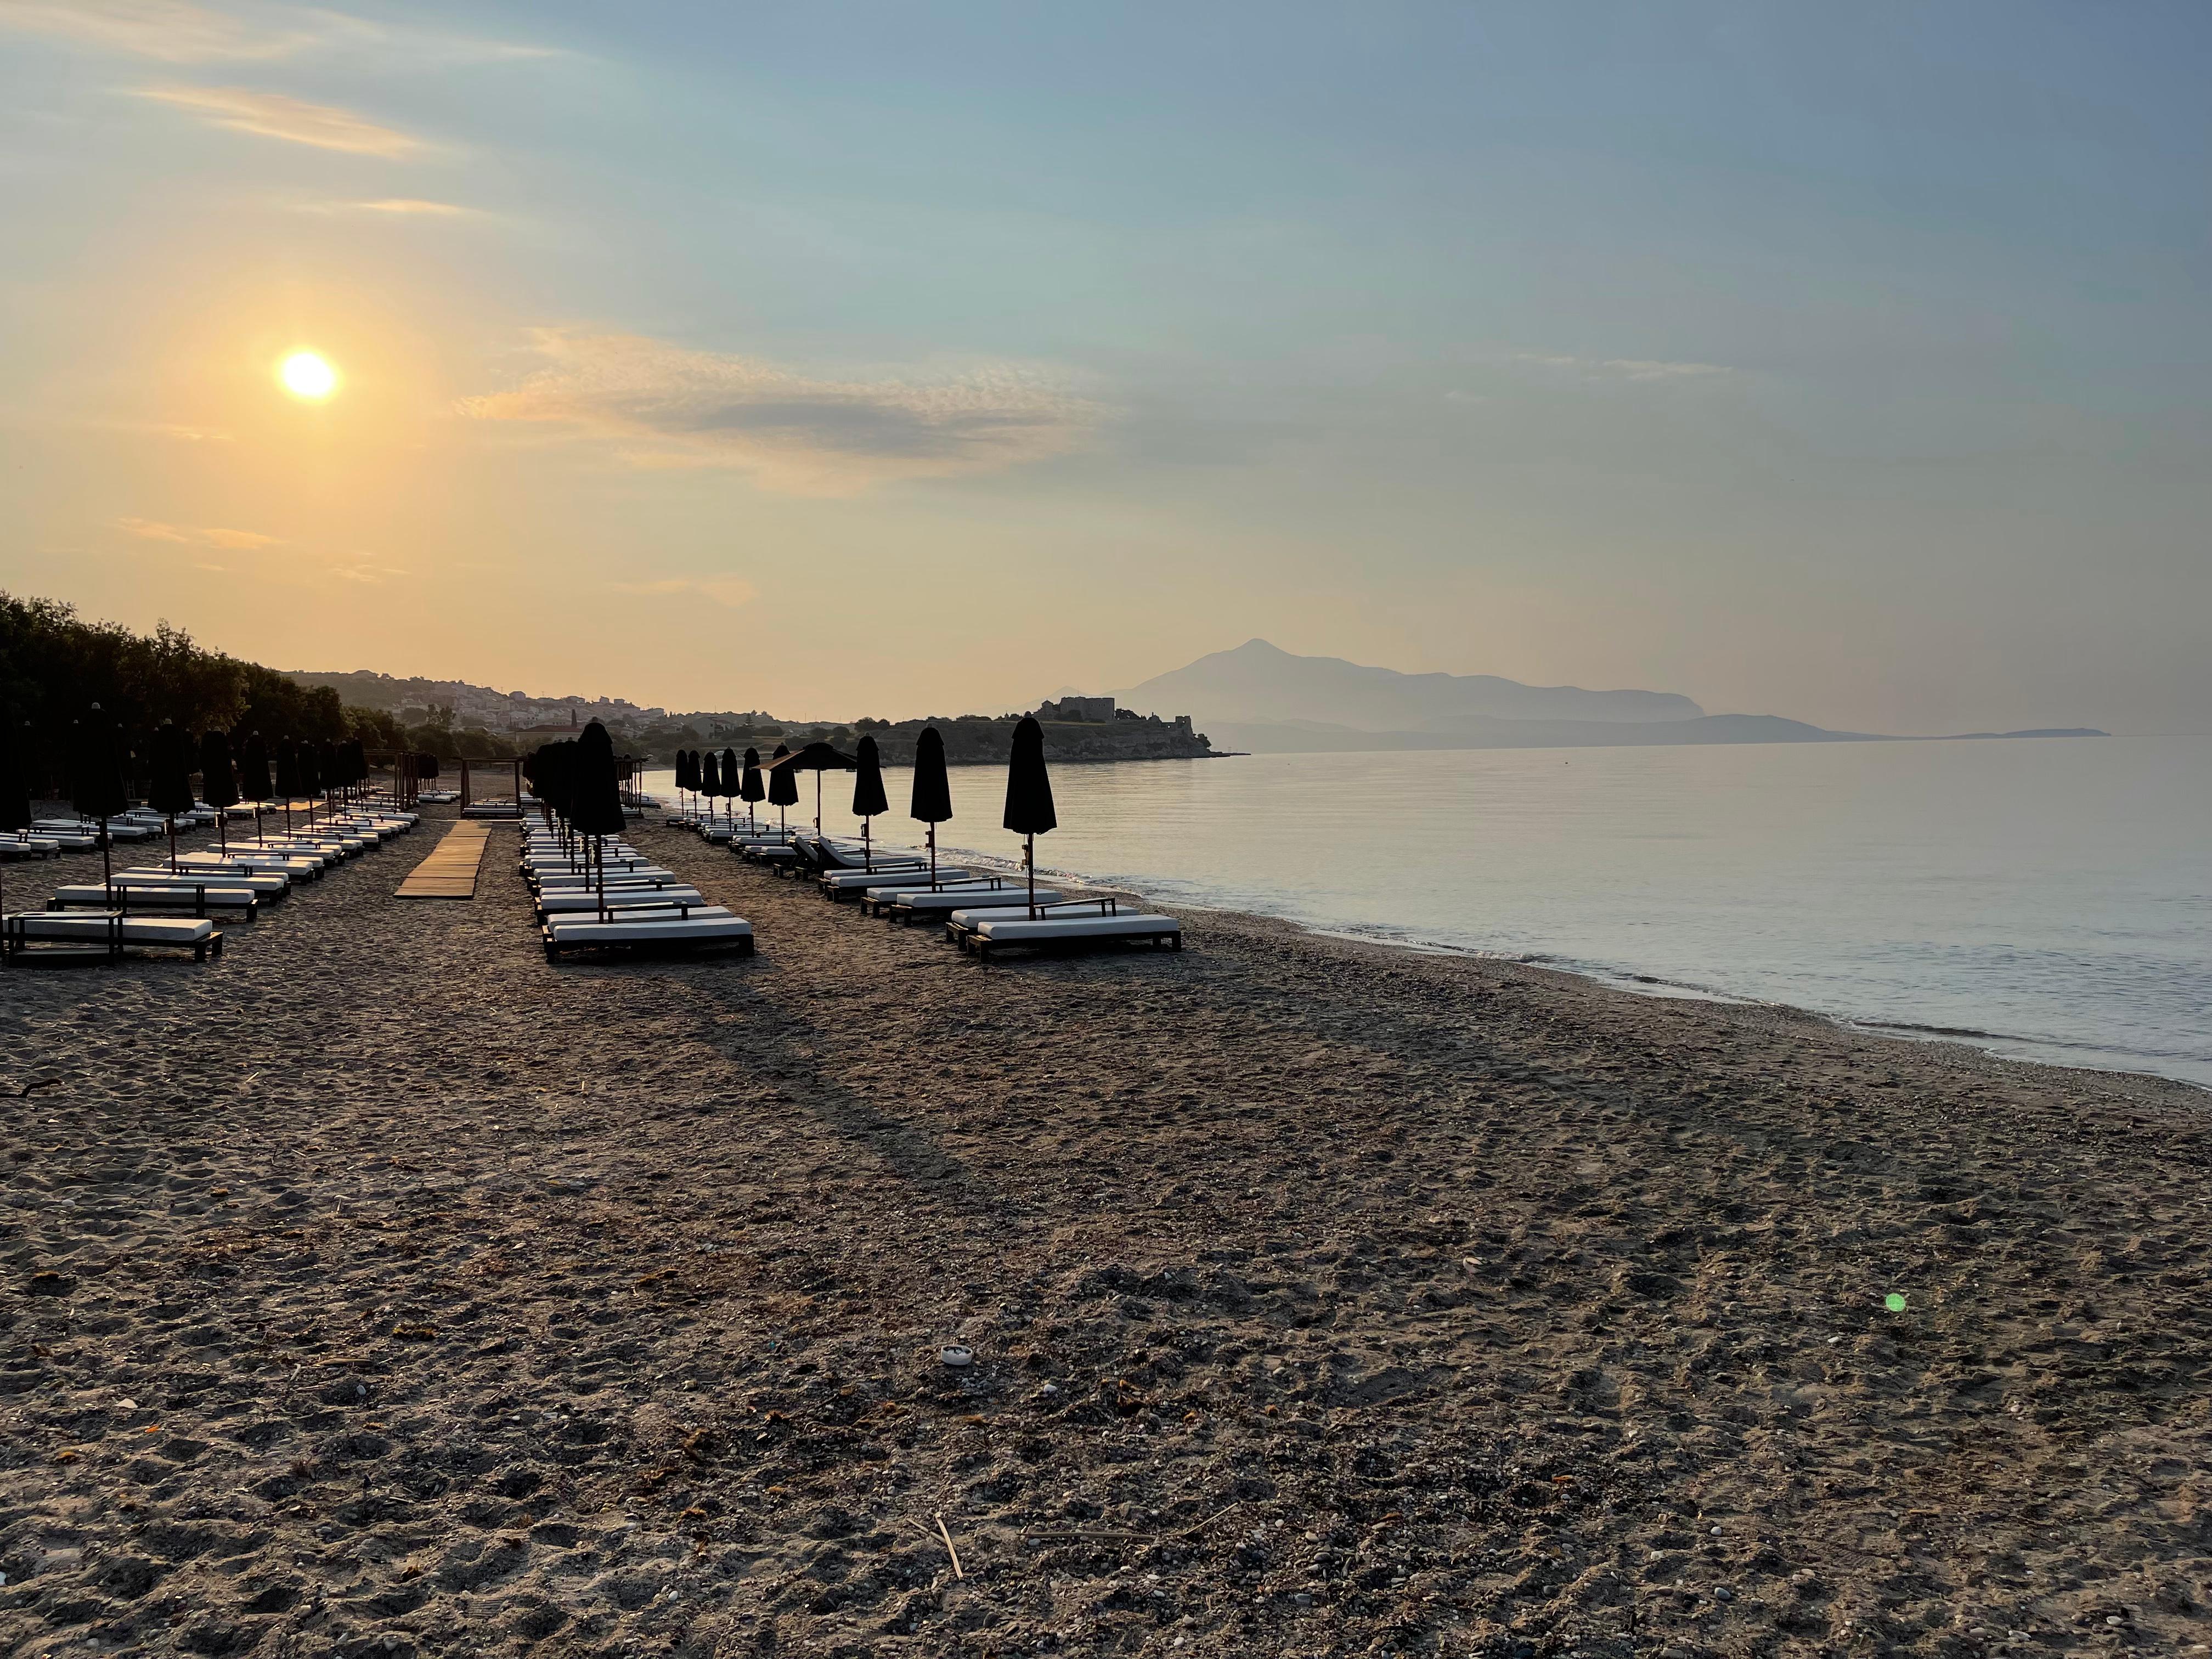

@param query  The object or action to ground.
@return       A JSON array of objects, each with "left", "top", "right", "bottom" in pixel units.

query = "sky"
[{"left": 1, "top": 0, "right": 2207, "bottom": 735}]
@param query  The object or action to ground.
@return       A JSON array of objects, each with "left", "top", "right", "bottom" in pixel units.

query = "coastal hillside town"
[{"left": 285, "top": 668, "right": 1214, "bottom": 765}]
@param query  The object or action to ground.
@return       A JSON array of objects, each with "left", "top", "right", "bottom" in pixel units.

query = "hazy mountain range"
[{"left": 1114, "top": 640, "right": 2101, "bottom": 753}]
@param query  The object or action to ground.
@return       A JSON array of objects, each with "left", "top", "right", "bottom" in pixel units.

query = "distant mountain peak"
[{"left": 1118, "top": 641, "right": 1704, "bottom": 730}]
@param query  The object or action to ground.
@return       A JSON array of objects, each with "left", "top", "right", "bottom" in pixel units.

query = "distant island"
[
  {"left": 283, "top": 638, "right": 2106, "bottom": 766},
  {"left": 1114, "top": 639, "right": 2105, "bottom": 754}
]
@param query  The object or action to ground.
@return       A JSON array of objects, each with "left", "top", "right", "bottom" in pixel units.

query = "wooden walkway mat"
[{"left": 395, "top": 820, "right": 494, "bottom": 900}]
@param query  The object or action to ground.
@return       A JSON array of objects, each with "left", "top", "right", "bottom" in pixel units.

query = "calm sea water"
[{"left": 644, "top": 735, "right": 2212, "bottom": 1088}]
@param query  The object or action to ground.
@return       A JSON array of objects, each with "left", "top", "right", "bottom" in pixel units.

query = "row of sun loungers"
[
  {"left": 1, "top": 800, "right": 418, "bottom": 966},
  {"left": 691, "top": 819, "right": 1183, "bottom": 961},
  {"left": 521, "top": 827, "right": 754, "bottom": 960}
]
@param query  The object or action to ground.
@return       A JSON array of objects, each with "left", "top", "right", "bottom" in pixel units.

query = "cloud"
[
  {"left": 1514, "top": 353, "right": 1731, "bottom": 382},
  {"left": 131, "top": 84, "right": 420, "bottom": 155},
  {"left": 116, "top": 517, "right": 280, "bottom": 549},
  {"left": 607, "top": 575, "right": 758, "bottom": 610},
  {"left": 459, "top": 330, "right": 1104, "bottom": 494},
  {"left": 353, "top": 198, "right": 469, "bottom": 216},
  {"left": 0, "top": 0, "right": 561, "bottom": 65},
  {"left": 0, "top": 0, "right": 302, "bottom": 61},
  {"left": 116, "top": 516, "right": 191, "bottom": 542}
]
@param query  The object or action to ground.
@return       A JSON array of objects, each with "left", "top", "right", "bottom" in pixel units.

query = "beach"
[{"left": 3, "top": 808, "right": 2208, "bottom": 1659}]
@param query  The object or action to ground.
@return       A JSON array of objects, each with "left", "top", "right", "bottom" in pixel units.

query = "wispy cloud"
[
  {"left": 0, "top": 0, "right": 303, "bottom": 61},
  {"left": 1514, "top": 353, "right": 1731, "bottom": 382},
  {"left": 131, "top": 84, "right": 419, "bottom": 155},
  {"left": 291, "top": 196, "right": 475, "bottom": 218},
  {"left": 0, "top": 0, "right": 561, "bottom": 65},
  {"left": 116, "top": 516, "right": 279, "bottom": 548},
  {"left": 460, "top": 330, "right": 1104, "bottom": 495},
  {"left": 353, "top": 197, "right": 469, "bottom": 216},
  {"left": 607, "top": 575, "right": 758, "bottom": 610}
]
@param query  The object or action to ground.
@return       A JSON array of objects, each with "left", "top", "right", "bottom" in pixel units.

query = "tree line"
[{"left": 0, "top": 591, "right": 419, "bottom": 791}]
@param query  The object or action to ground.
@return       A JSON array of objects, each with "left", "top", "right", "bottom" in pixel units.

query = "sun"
[{"left": 278, "top": 351, "right": 339, "bottom": 400}]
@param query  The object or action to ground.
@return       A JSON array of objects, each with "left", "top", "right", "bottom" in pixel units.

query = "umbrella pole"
[
  {"left": 100, "top": 827, "right": 112, "bottom": 902},
  {"left": 928, "top": 823, "right": 936, "bottom": 887},
  {"left": 168, "top": 816, "right": 178, "bottom": 872},
  {"left": 1027, "top": 831, "right": 1036, "bottom": 917},
  {"left": 863, "top": 815, "right": 871, "bottom": 872},
  {"left": 815, "top": 773, "right": 822, "bottom": 833}
]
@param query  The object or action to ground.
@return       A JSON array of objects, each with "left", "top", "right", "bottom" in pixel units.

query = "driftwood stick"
[
  {"left": 1175, "top": 1503, "right": 1239, "bottom": 1541},
  {"left": 934, "top": 1510, "right": 964, "bottom": 1579}
]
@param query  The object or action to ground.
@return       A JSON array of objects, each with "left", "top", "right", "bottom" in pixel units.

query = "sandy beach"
[{"left": 3, "top": 806, "right": 2208, "bottom": 1659}]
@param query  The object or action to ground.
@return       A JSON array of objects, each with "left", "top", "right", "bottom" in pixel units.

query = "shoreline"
[
  {"left": 928, "top": 842, "right": 2211, "bottom": 1099},
  {"left": 4, "top": 805, "right": 2208, "bottom": 1657}
]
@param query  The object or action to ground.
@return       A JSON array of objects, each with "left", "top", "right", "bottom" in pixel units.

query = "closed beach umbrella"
[
  {"left": 766, "top": 741, "right": 797, "bottom": 831},
  {"left": 739, "top": 746, "right": 764, "bottom": 830},
  {"left": 146, "top": 723, "right": 198, "bottom": 872},
  {"left": 1003, "top": 715, "right": 1057, "bottom": 914},
  {"left": 721, "top": 748, "right": 740, "bottom": 828},
  {"left": 236, "top": 730, "right": 271, "bottom": 840},
  {"left": 675, "top": 748, "right": 695, "bottom": 812},
  {"left": 571, "top": 721, "right": 626, "bottom": 902},
  {"left": 200, "top": 729, "right": 238, "bottom": 853},
  {"left": 910, "top": 725, "right": 952, "bottom": 884},
  {"left": 274, "top": 737, "right": 302, "bottom": 832},
  {"left": 699, "top": 749, "right": 722, "bottom": 822},
  {"left": 71, "top": 707, "right": 130, "bottom": 893},
  {"left": 0, "top": 718, "right": 30, "bottom": 917},
  {"left": 852, "top": 735, "right": 888, "bottom": 870},
  {"left": 297, "top": 740, "right": 323, "bottom": 825}
]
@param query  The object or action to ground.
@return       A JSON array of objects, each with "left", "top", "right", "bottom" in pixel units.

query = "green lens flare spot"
[{"left": 1884, "top": 1293, "right": 1908, "bottom": 1313}]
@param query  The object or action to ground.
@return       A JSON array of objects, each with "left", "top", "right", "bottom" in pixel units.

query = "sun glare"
[{"left": 279, "top": 351, "right": 338, "bottom": 400}]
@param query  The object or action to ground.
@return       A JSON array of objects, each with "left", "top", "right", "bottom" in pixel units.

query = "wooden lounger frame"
[
  {"left": 946, "top": 898, "right": 1183, "bottom": 962},
  {"left": 2, "top": 911, "right": 225, "bottom": 965},
  {"left": 540, "top": 899, "right": 756, "bottom": 962}
]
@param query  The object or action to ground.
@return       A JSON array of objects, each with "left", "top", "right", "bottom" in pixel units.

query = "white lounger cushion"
[
  {"left": 818, "top": 865, "right": 944, "bottom": 891},
  {"left": 546, "top": 913, "right": 752, "bottom": 945},
  {"left": 7, "top": 912, "right": 218, "bottom": 945},
  {"left": 120, "top": 867, "right": 288, "bottom": 894},
  {"left": 538, "top": 888, "right": 707, "bottom": 913},
  {"left": 53, "top": 883, "right": 257, "bottom": 912},
  {"left": 889, "top": 886, "right": 1064, "bottom": 912},
  {"left": 957, "top": 911, "right": 1181, "bottom": 941}
]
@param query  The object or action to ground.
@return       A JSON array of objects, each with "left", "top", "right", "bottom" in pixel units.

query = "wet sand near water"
[{"left": 3, "top": 808, "right": 2209, "bottom": 1658}]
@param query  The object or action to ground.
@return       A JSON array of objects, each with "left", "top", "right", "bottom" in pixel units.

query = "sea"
[{"left": 642, "top": 733, "right": 2212, "bottom": 1089}]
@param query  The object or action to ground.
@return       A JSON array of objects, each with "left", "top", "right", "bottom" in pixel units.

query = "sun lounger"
[
  {"left": 118, "top": 865, "right": 290, "bottom": 895},
  {"left": 541, "top": 904, "right": 754, "bottom": 960},
  {"left": 536, "top": 886, "right": 707, "bottom": 915},
  {"left": 172, "top": 851, "right": 319, "bottom": 882},
  {"left": 946, "top": 899, "right": 1182, "bottom": 961},
  {"left": 1, "top": 833, "right": 63, "bottom": 858},
  {"left": 2, "top": 910, "right": 223, "bottom": 963},
  {"left": 818, "top": 864, "right": 969, "bottom": 899},
  {"left": 873, "top": 883, "right": 1065, "bottom": 921},
  {"left": 52, "top": 883, "right": 259, "bottom": 918}
]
